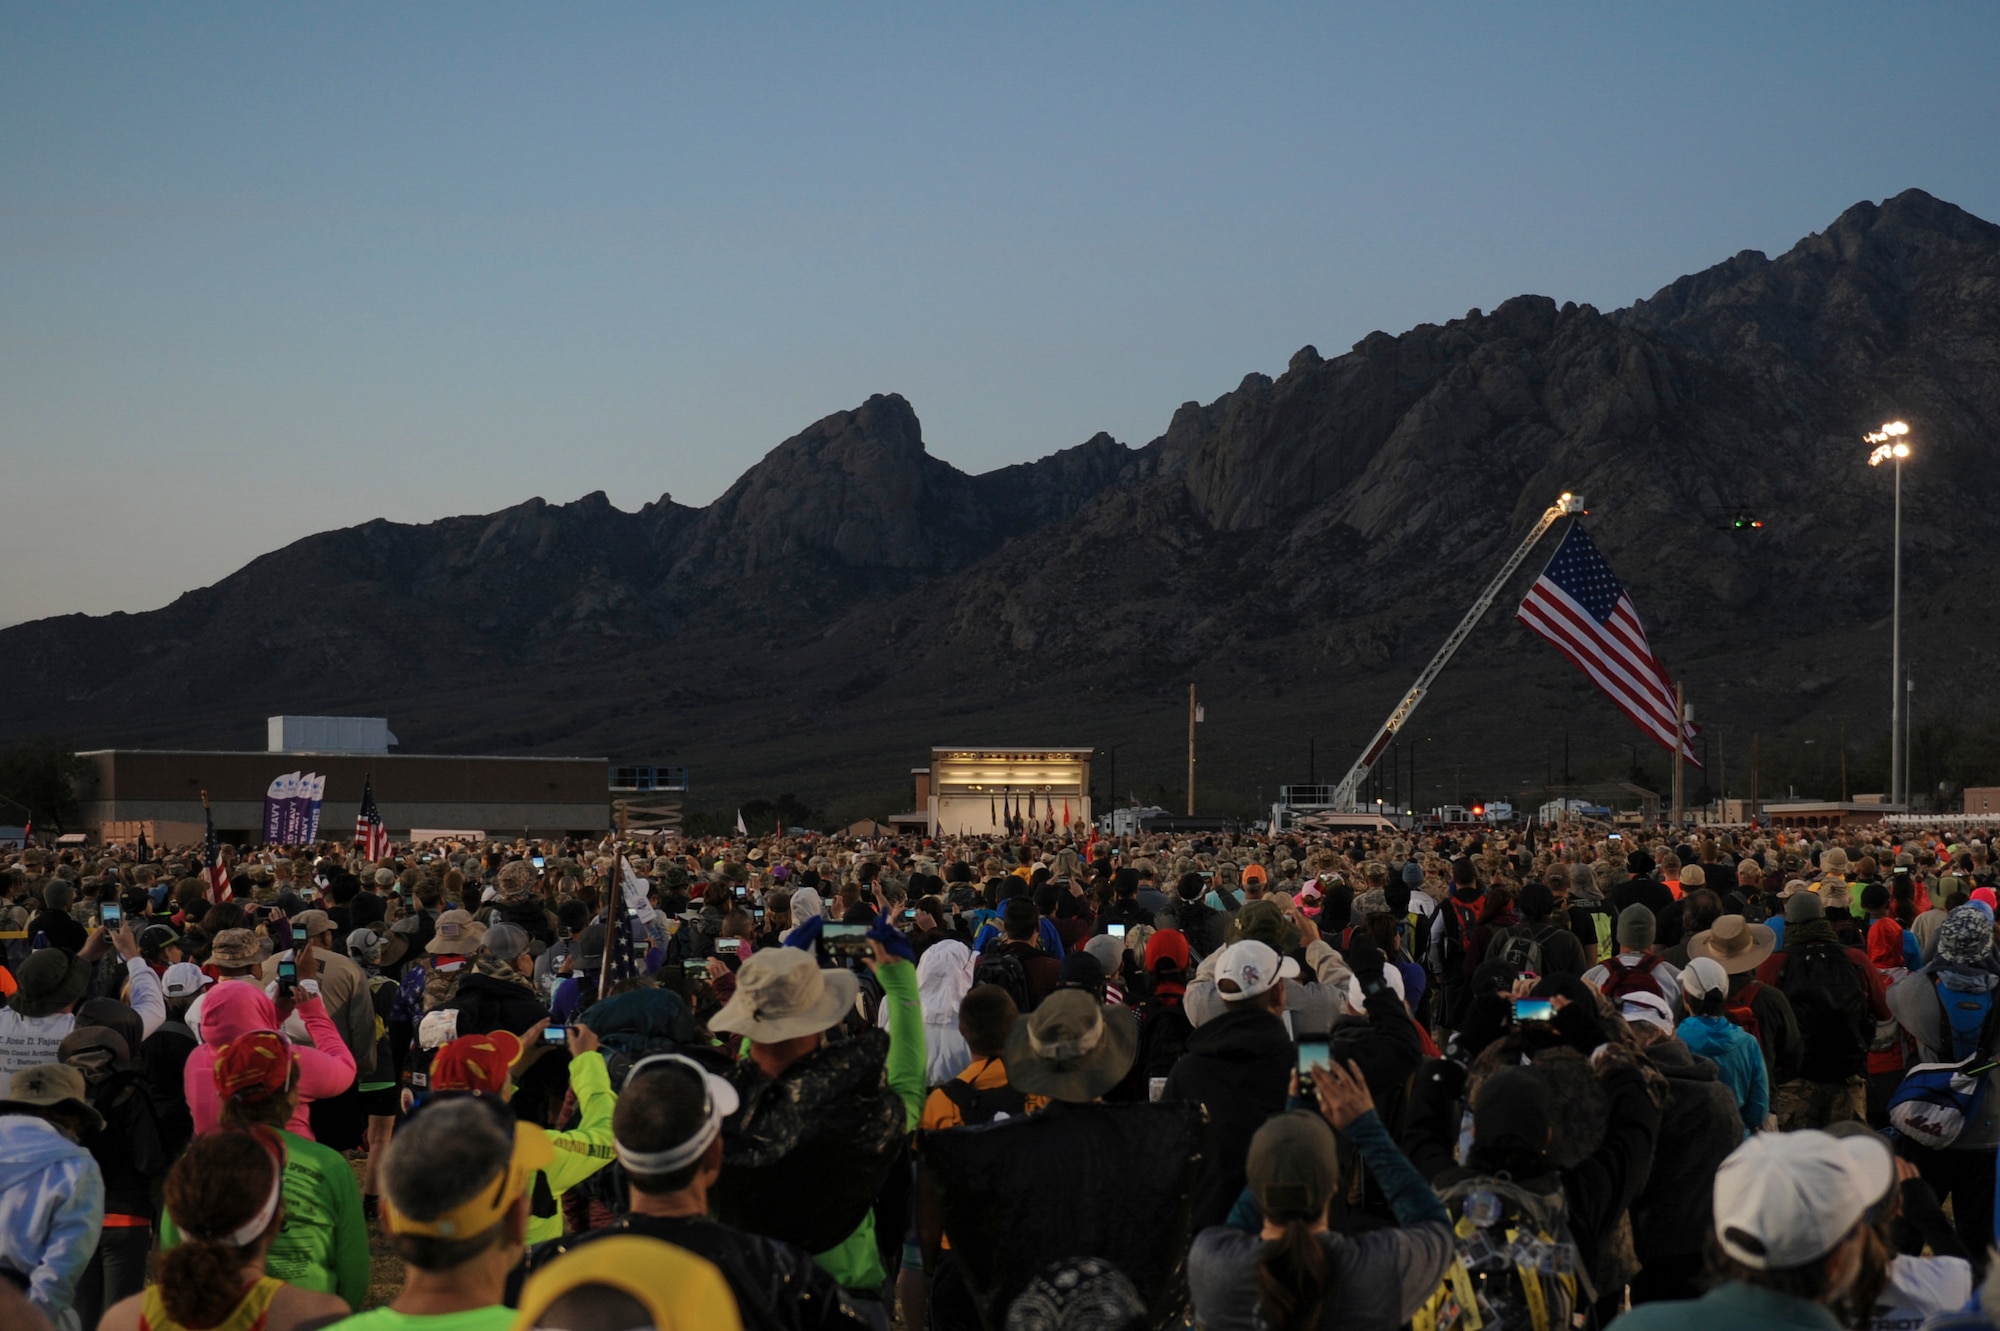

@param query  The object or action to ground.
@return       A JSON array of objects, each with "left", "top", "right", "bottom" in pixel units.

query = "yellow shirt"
[{"left": 919, "top": 1056, "right": 1047, "bottom": 1131}]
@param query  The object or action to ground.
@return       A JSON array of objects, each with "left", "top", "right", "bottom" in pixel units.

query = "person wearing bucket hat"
[
  {"left": 709, "top": 929, "right": 924, "bottom": 1302},
  {"left": 524, "top": 1055, "right": 861, "bottom": 1331},
  {"left": 1609, "top": 1129, "right": 1892, "bottom": 1331},
  {"left": 1886, "top": 902, "right": 2000, "bottom": 1258},
  {"left": 0, "top": 1063, "right": 106, "bottom": 1330},
  {"left": 1190, "top": 1068, "right": 1454, "bottom": 1331},
  {"left": 1162, "top": 940, "right": 1298, "bottom": 1230},
  {"left": 0, "top": 923, "right": 163, "bottom": 1077},
  {"left": 59, "top": 1025, "right": 170, "bottom": 1329}
]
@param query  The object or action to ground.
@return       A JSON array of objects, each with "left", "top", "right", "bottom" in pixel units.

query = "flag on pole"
[
  {"left": 201, "top": 792, "right": 232, "bottom": 903},
  {"left": 355, "top": 775, "right": 390, "bottom": 860},
  {"left": 1516, "top": 524, "right": 1700, "bottom": 764},
  {"left": 600, "top": 855, "right": 650, "bottom": 999},
  {"left": 735, "top": 809, "right": 749, "bottom": 837}
]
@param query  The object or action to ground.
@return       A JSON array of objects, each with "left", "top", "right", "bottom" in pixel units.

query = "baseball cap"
[
  {"left": 1683, "top": 955, "right": 1730, "bottom": 1001},
  {"left": 430, "top": 1031, "right": 526, "bottom": 1095},
  {"left": 1618, "top": 991, "right": 1675, "bottom": 1033},
  {"left": 1712, "top": 1129, "right": 1893, "bottom": 1269},
  {"left": 289, "top": 909, "right": 334, "bottom": 939},
  {"left": 1346, "top": 965, "right": 1406, "bottom": 1014},
  {"left": 1214, "top": 940, "right": 1299, "bottom": 1002},
  {"left": 213, "top": 1031, "right": 295, "bottom": 1103},
  {"left": 161, "top": 962, "right": 213, "bottom": 999}
]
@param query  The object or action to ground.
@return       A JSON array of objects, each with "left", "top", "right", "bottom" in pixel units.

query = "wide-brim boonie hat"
[
  {"left": 1002, "top": 989, "right": 1137, "bottom": 1103},
  {"left": 708, "top": 948, "right": 860, "bottom": 1043},
  {"left": 0, "top": 1063, "right": 105, "bottom": 1134},
  {"left": 427, "top": 909, "right": 486, "bottom": 955},
  {"left": 1688, "top": 915, "right": 1777, "bottom": 975},
  {"left": 10, "top": 948, "right": 92, "bottom": 1019}
]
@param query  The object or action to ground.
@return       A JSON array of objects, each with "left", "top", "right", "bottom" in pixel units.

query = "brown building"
[{"left": 79, "top": 749, "right": 613, "bottom": 843}]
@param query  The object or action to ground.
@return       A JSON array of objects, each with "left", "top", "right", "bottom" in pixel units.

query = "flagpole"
[
  {"left": 1187, "top": 682, "right": 1197, "bottom": 817},
  {"left": 1671, "top": 680, "right": 1685, "bottom": 831}
]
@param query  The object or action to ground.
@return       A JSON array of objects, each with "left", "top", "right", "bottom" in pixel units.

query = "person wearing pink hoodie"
[{"left": 184, "top": 945, "right": 355, "bottom": 1140}]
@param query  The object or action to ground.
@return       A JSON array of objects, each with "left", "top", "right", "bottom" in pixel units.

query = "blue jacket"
[
  {"left": 1678, "top": 1014, "right": 1770, "bottom": 1132},
  {"left": 0, "top": 1114, "right": 104, "bottom": 1329}
]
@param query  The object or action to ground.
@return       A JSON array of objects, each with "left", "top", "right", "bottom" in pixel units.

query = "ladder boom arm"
[{"left": 1329, "top": 494, "right": 1582, "bottom": 809}]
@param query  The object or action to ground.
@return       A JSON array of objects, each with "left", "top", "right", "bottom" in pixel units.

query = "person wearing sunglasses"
[{"left": 526, "top": 1053, "right": 870, "bottom": 1330}]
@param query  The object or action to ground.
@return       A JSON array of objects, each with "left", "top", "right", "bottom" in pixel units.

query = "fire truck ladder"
[{"left": 1327, "top": 492, "right": 1585, "bottom": 811}]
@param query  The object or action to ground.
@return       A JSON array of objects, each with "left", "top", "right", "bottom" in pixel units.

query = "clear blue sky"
[{"left": 5, "top": 3, "right": 1997, "bottom": 624}]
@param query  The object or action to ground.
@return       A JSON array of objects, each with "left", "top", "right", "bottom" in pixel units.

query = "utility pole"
[
  {"left": 1840, "top": 717, "right": 1848, "bottom": 802},
  {"left": 1751, "top": 732, "right": 1761, "bottom": 822},
  {"left": 1905, "top": 677, "right": 1915, "bottom": 810},
  {"left": 1671, "top": 681, "right": 1686, "bottom": 830},
  {"left": 1186, "top": 683, "right": 1201, "bottom": 816}
]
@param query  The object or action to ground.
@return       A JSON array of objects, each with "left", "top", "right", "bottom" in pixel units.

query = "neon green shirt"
[
  {"left": 160, "top": 1127, "right": 369, "bottom": 1311},
  {"left": 526, "top": 1048, "right": 618, "bottom": 1245},
  {"left": 811, "top": 957, "right": 926, "bottom": 1293},
  {"left": 321, "top": 1307, "right": 516, "bottom": 1331}
]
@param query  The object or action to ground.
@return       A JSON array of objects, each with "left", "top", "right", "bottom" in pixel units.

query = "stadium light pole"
[{"left": 1865, "top": 421, "right": 1911, "bottom": 805}]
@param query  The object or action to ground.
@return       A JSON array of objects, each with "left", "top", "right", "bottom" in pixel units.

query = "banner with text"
[{"left": 261, "top": 771, "right": 327, "bottom": 845}]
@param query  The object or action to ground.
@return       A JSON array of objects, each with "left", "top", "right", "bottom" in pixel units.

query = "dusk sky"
[{"left": 6, "top": 4, "right": 1998, "bottom": 625}]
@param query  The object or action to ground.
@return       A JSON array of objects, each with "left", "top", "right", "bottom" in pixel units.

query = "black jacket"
[
  {"left": 1163, "top": 1003, "right": 1294, "bottom": 1231},
  {"left": 1609, "top": 877, "right": 1674, "bottom": 920},
  {"left": 1629, "top": 1037, "right": 1741, "bottom": 1262},
  {"left": 29, "top": 907, "right": 87, "bottom": 953},
  {"left": 445, "top": 971, "right": 548, "bottom": 1036},
  {"left": 1407, "top": 1057, "right": 1661, "bottom": 1282},
  {"left": 532, "top": 1213, "right": 868, "bottom": 1331},
  {"left": 82, "top": 1070, "right": 169, "bottom": 1219}
]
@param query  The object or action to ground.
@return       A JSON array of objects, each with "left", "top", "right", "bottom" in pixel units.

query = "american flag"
[
  {"left": 597, "top": 857, "right": 649, "bottom": 999},
  {"left": 201, "top": 791, "right": 233, "bottom": 903},
  {"left": 1517, "top": 523, "right": 1700, "bottom": 764},
  {"left": 356, "top": 775, "right": 390, "bottom": 861}
]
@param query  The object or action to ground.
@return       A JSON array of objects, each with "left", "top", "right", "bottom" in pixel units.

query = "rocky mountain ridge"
[{"left": 7, "top": 190, "right": 1999, "bottom": 815}]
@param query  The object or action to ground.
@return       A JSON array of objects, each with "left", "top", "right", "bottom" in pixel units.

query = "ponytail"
[
  {"left": 160, "top": 1239, "right": 253, "bottom": 1327},
  {"left": 1696, "top": 987, "right": 1729, "bottom": 1019},
  {"left": 1255, "top": 1216, "right": 1331, "bottom": 1331}
]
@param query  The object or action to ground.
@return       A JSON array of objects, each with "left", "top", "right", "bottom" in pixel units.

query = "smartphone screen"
[
  {"left": 1107, "top": 923, "right": 1126, "bottom": 939},
  {"left": 1296, "top": 1039, "right": 1331, "bottom": 1077},
  {"left": 100, "top": 903, "right": 122, "bottom": 926},
  {"left": 277, "top": 959, "right": 298, "bottom": 981},
  {"left": 822, "top": 923, "right": 872, "bottom": 957},
  {"left": 1512, "top": 997, "right": 1555, "bottom": 1024},
  {"left": 901, "top": 908, "right": 916, "bottom": 921},
  {"left": 716, "top": 937, "right": 742, "bottom": 954},
  {"left": 542, "top": 1025, "right": 568, "bottom": 1046},
  {"left": 532, "top": 856, "right": 546, "bottom": 868}
]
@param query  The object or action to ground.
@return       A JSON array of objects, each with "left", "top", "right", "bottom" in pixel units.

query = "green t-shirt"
[
  {"left": 322, "top": 1309, "right": 517, "bottom": 1331},
  {"left": 160, "top": 1127, "right": 370, "bottom": 1310}
]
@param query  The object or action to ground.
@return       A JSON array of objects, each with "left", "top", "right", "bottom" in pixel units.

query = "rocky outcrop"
[{"left": 4, "top": 190, "right": 1998, "bottom": 808}]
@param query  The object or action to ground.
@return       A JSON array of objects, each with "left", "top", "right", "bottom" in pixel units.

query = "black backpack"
[
  {"left": 939, "top": 1071, "right": 1030, "bottom": 1125},
  {"left": 1778, "top": 941, "right": 1873, "bottom": 1081},
  {"left": 975, "top": 948, "right": 1035, "bottom": 1013},
  {"left": 1491, "top": 926, "right": 1558, "bottom": 977},
  {"left": 1136, "top": 999, "right": 1194, "bottom": 1082}
]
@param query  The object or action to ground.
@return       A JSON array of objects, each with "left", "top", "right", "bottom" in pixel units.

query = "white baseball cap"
[
  {"left": 1713, "top": 1129, "right": 1893, "bottom": 1269},
  {"left": 161, "top": 962, "right": 212, "bottom": 999},
  {"left": 1214, "top": 940, "right": 1299, "bottom": 1001},
  {"left": 1347, "top": 964, "right": 1406, "bottom": 1014},
  {"left": 1619, "top": 990, "right": 1675, "bottom": 1033},
  {"left": 1683, "top": 955, "right": 1730, "bottom": 1001}
]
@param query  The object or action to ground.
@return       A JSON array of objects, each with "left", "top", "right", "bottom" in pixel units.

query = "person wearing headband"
[
  {"left": 157, "top": 1030, "right": 371, "bottom": 1312},
  {"left": 326, "top": 1096, "right": 551, "bottom": 1331},
  {"left": 96, "top": 1126, "right": 347, "bottom": 1331},
  {"left": 526, "top": 1053, "right": 868, "bottom": 1331}
]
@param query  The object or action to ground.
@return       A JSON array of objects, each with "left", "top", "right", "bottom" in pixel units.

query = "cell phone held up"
[
  {"left": 277, "top": 955, "right": 298, "bottom": 999},
  {"left": 99, "top": 902, "right": 122, "bottom": 927},
  {"left": 715, "top": 937, "right": 743, "bottom": 955},
  {"left": 542, "top": 1025, "right": 569, "bottom": 1046},
  {"left": 1512, "top": 997, "right": 1555, "bottom": 1024},
  {"left": 822, "top": 923, "right": 873, "bottom": 960}
]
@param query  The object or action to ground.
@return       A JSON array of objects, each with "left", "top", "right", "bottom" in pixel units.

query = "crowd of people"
[{"left": 2, "top": 817, "right": 1999, "bottom": 1331}]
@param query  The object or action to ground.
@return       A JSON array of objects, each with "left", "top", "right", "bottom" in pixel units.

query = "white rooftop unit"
[{"left": 267, "top": 716, "right": 399, "bottom": 755}]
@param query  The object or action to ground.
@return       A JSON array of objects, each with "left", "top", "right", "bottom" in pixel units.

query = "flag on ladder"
[
  {"left": 201, "top": 793, "right": 232, "bottom": 903},
  {"left": 1516, "top": 524, "right": 1699, "bottom": 764},
  {"left": 356, "top": 775, "right": 390, "bottom": 861}
]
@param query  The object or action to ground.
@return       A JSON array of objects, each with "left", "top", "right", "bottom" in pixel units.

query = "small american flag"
[
  {"left": 1517, "top": 523, "right": 1699, "bottom": 764},
  {"left": 201, "top": 792, "right": 233, "bottom": 903},
  {"left": 356, "top": 775, "right": 390, "bottom": 861}
]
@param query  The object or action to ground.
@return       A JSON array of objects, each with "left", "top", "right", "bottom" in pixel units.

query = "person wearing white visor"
[
  {"left": 1608, "top": 1128, "right": 1895, "bottom": 1331},
  {"left": 522, "top": 1053, "right": 871, "bottom": 1331}
]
